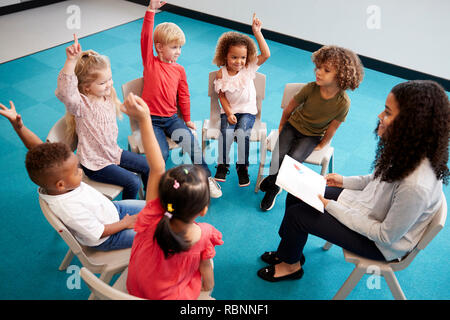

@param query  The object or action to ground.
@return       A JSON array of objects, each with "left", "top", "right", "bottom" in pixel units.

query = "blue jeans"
[
  {"left": 218, "top": 113, "right": 256, "bottom": 166},
  {"left": 82, "top": 150, "right": 149, "bottom": 200},
  {"left": 91, "top": 200, "right": 145, "bottom": 251},
  {"left": 152, "top": 114, "right": 211, "bottom": 176}
]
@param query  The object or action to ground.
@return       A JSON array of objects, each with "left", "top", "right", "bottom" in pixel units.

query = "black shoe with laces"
[
  {"left": 214, "top": 164, "right": 230, "bottom": 182},
  {"left": 260, "top": 185, "right": 282, "bottom": 211},
  {"left": 259, "top": 175, "right": 275, "bottom": 192},
  {"left": 236, "top": 164, "right": 250, "bottom": 187}
]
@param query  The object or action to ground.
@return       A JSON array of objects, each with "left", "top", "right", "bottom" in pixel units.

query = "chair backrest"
[
  {"left": 80, "top": 267, "right": 143, "bottom": 300},
  {"left": 38, "top": 197, "right": 106, "bottom": 271},
  {"left": 46, "top": 116, "right": 78, "bottom": 151},
  {"left": 393, "top": 193, "right": 447, "bottom": 270},
  {"left": 121, "top": 77, "right": 144, "bottom": 134},
  {"left": 39, "top": 197, "right": 85, "bottom": 256},
  {"left": 281, "top": 83, "right": 306, "bottom": 109},
  {"left": 208, "top": 70, "right": 266, "bottom": 130}
]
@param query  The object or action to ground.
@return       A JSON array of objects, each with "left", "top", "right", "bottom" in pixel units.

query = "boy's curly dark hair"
[
  {"left": 312, "top": 45, "right": 364, "bottom": 91},
  {"left": 25, "top": 142, "right": 72, "bottom": 187},
  {"left": 212, "top": 31, "right": 258, "bottom": 67},
  {"left": 373, "top": 80, "right": 450, "bottom": 184}
]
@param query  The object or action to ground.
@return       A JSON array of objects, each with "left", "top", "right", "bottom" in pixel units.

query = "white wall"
[{"left": 167, "top": 0, "right": 450, "bottom": 79}]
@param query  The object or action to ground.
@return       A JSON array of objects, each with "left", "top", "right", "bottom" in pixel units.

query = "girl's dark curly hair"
[
  {"left": 312, "top": 45, "right": 364, "bottom": 91},
  {"left": 373, "top": 80, "right": 450, "bottom": 184},
  {"left": 212, "top": 31, "right": 258, "bottom": 67}
]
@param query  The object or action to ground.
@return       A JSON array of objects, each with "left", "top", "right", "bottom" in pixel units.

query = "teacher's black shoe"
[
  {"left": 261, "top": 251, "right": 305, "bottom": 266},
  {"left": 257, "top": 265, "right": 304, "bottom": 282}
]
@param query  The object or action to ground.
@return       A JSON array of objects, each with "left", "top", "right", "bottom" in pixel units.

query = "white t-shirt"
[
  {"left": 39, "top": 182, "right": 119, "bottom": 247},
  {"left": 213, "top": 60, "right": 259, "bottom": 115}
]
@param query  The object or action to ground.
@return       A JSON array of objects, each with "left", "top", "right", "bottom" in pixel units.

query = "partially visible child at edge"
[
  {"left": 123, "top": 93, "right": 223, "bottom": 300},
  {"left": 140, "top": 0, "right": 222, "bottom": 198},
  {"left": 0, "top": 100, "right": 146, "bottom": 251},
  {"left": 55, "top": 34, "right": 149, "bottom": 200},
  {"left": 259, "top": 45, "right": 364, "bottom": 211},
  {"left": 212, "top": 13, "right": 270, "bottom": 189}
]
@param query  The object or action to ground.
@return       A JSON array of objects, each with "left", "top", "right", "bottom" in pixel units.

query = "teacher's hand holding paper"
[{"left": 324, "top": 173, "right": 343, "bottom": 187}]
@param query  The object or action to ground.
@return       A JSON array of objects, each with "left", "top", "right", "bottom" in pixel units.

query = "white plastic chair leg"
[
  {"left": 58, "top": 249, "right": 74, "bottom": 271},
  {"left": 383, "top": 269, "right": 406, "bottom": 300},
  {"left": 333, "top": 265, "right": 366, "bottom": 300}
]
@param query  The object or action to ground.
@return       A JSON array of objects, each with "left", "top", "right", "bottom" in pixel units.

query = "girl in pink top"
[
  {"left": 55, "top": 34, "right": 149, "bottom": 200},
  {"left": 123, "top": 93, "right": 223, "bottom": 300}
]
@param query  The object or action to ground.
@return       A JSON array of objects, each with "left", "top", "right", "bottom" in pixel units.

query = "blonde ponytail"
[{"left": 64, "top": 112, "right": 77, "bottom": 146}]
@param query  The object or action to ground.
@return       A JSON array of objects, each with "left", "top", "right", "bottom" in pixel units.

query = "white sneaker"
[{"left": 208, "top": 177, "right": 222, "bottom": 198}]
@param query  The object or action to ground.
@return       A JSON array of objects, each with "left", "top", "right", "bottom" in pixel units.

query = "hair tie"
[
  {"left": 167, "top": 203, "right": 174, "bottom": 212},
  {"left": 183, "top": 168, "right": 189, "bottom": 174},
  {"left": 164, "top": 211, "right": 173, "bottom": 219},
  {"left": 173, "top": 179, "right": 180, "bottom": 189}
]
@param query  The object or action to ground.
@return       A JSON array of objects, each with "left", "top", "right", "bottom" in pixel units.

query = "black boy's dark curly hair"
[
  {"left": 373, "top": 80, "right": 450, "bottom": 184},
  {"left": 25, "top": 142, "right": 72, "bottom": 187}
]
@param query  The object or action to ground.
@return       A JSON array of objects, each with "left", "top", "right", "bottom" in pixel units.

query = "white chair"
[
  {"left": 80, "top": 267, "right": 143, "bottom": 300},
  {"left": 255, "top": 83, "right": 334, "bottom": 192},
  {"left": 332, "top": 194, "right": 447, "bottom": 300},
  {"left": 121, "top": 77, "right": 196, "bottom": 155},
  {"left": 202, "top": 71, "right": 267, "bottom": 192},
  {"left": 46, "top": 116, "right": 124, "bottom": 200},
  {"left": 39, "top": 198, "right": 131, "bottom": 300},
  {"left": 81, "top": 266, "right": 215, "bottom": 300}
]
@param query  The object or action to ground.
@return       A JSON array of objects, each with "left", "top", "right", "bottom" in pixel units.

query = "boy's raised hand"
[
  {"left": 0, "top": 101, "right": 23, "bottom": 130},
  {"left": 252, "top": 13, "right": 262, "bottom": 33},
  {"left": 148, "top": 0, "right": 166, "bottom": 11},
  {"left": 66, "top": 34, "right": 82, "bottom": 61}
]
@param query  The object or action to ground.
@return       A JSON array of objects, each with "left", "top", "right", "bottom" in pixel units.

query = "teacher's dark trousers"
[{"left": 276, "top": 187, "right": 386, "bottom": 264}]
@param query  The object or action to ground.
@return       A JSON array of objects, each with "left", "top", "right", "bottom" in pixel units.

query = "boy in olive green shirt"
[{"left": 260, "top": 45, "right": 364, "bottom": 211}]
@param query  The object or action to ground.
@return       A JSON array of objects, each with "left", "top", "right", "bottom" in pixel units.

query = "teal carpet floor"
[{"left": 0, "top": 11, "right": 448, "bottom": 300}]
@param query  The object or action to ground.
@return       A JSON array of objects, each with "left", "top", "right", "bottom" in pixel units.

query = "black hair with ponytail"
[{"left": 154, "top": 165, "right": 210, "bottom": 258}]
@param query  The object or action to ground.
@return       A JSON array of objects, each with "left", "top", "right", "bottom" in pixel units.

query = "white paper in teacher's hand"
[{"left": 275, "top": 155, "right": 326, "bottom": 212}]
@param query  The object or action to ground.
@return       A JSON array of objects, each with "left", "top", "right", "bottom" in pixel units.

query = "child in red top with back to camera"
[
  {"left": 140, "top": 0, "right": 222, "bottom": 198},
  {"left": 121, "top": 93, "right": 223, "bottom": 300}
]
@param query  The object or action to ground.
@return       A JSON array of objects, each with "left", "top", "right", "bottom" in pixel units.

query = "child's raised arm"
[
  {"left": 61, "top": 34, "right": 82, "bottom": 75},
  {"left": 252, "top": 13, "right": 270, "bottom": 66},
  {"left": 0, "top": 101, "right": 43, "bottom": 149},
  {"left": 121, "top": 93, "right": 165, "bottom": 201}
]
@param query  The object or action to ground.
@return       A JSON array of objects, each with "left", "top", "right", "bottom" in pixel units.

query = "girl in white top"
[{"left": 212, "top": 14, "right": 270, "bottom": 188}]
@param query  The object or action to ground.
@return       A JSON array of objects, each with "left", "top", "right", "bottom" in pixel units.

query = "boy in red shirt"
[{"left": 141, "top": 0, "right": 222, "bottom": 198}]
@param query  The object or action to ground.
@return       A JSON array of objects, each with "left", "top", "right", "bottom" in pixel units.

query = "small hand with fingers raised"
[{"left": 66, "top": 33, "right": 82, "bottom": 61}]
